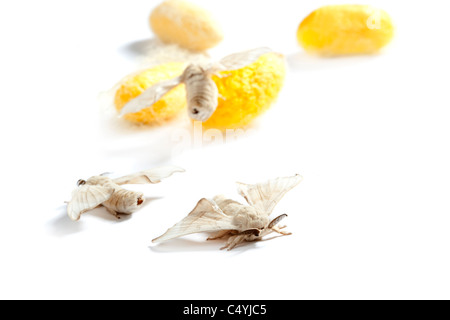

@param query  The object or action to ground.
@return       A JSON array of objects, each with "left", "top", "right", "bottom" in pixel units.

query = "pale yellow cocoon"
[
  {"left": 297, "top": 5, "right": 394, "bottom": 56},
  {"left": 150, "top": 0, "right": 223, "bottom": 51}
]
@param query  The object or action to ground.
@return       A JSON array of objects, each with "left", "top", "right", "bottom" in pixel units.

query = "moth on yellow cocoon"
[
  {"left": 205, "top": 52, "right": 286, "bottom": 130},
  {"left": 114, "top": 63, "right": 187, "bottom": 125},
  {"left": 115, "top": 52, "right": 286, "bottom": 129},
  {"left": 150, "top": 0, "right": 223, "bottom": 52},
  {"left": 297, "top": 5, "right": 394, "bottom": 56}
]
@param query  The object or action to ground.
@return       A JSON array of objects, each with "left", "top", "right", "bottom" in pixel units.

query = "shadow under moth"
[
  {"left": 153, "top": 174, "right": 303, "bottom": 250},
  {"left": 67, "top": 166, "right": 184, "bottom": 221},
  {"left": 119, "top": 47, "right": 273, "bottom": 122}
]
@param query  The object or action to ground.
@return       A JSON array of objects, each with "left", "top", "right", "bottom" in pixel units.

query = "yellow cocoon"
[
  {"left": 150, "top": 0, "right": 223, "bottom": 52},
  {"left": 297, "top": 5, "right": 394, "bottom": 56},
  {"left": 115, "top": 63, "right": 187, "bottom": 125},
  {"left": 114, "top": 53, "right": 285, "bottom": 129}
]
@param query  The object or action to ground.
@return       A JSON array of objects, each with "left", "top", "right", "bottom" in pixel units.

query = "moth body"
[
  {"left": 102, "top": 187, "right": 144, "bottom": 216},
  {"left": 182, "top": 64, "right": 219, "bottom": 122},
  {"left": 213, "top": 195, "right": 268, "bottom": 230}
]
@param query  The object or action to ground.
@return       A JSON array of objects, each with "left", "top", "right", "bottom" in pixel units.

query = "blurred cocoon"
[
  {"left": 150, "top": 0, "right": 224, "bottom": 51},
  {"left": 297, "top": 5, "right": 394, "bottom": 56}
]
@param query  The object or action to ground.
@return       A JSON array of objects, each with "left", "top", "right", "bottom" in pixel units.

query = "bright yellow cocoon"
[
  {"left": 114, "top": 53, "right": 285, "bottom": 129},
  {"left": 206, "top": 53, "right": 285, "bottom": 130},
  {"left": 150, "top": 0, "right": 223, "bottom": 51},
  {"left": 297, "top": 5, "right": 394, "bottom": 56},
  {"left": 114, "top": 63, "right": 186, "bottom": 125}
]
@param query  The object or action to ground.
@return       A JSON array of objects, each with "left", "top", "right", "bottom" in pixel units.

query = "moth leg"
[
  {"left": 272, "top": 226, "right": 292, "bottom": 236},
  {"left": 207, "top": 230, "right": 232, "bottom": 241},
  {"left": 220, "top": 235, "right": 234, "bottom": 250},
  {"left": 228, "top": 235, "right": 247, "bottom": 251},
  {"left": 105, "top": 207, "right": 121, "bottom": 220},
  {"left": 221, "top": 235, "right": 246, "bottom": 251}
]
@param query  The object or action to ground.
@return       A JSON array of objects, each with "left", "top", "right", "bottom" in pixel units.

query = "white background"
[{"left": 0, "top": 0, "right": 449, "bottom": 300}]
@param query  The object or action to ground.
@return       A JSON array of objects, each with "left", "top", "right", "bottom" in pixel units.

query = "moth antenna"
[{"left": 268, "top": 214, "right": 288, "bottom": 229}]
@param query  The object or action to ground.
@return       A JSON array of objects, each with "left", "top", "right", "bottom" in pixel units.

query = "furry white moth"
[
  {"left": 153, "top": 174, "right": 303, "bottom": 250},
  {"left": 119, "top": 47, "right": 273, "bottom": 122},
  {"left": 67, "top": 166, "right": 184, "bottom": 221}
]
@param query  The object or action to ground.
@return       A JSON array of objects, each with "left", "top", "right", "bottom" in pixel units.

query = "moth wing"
[
  {"left": 119, "top": 76, "right": 183, "bottom": 116},
  {"left": 67, "top": 185, "right": 115, "bottom": 221},
  {"left": 236, "top": 174, "right": 303, "bottom": 216},
  {"left": 113, "top": 166, "right": 185, "bottom": 185},
  {"left": 211, "top": 47, "right": 273, "bottom": 72},
  {"left": 152, "top": 198, "right": 237, "bottom": 243}
]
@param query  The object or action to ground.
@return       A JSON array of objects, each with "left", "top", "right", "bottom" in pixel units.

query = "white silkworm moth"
[
  {"left": 152, "top": 174, "right": 303, "bottom": 250},
  {"left": 67, "top": 166, "right": 184, "bottom": 221},
  {"left": 119, "top": 47, "right": 273, "bottom": 122}
]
